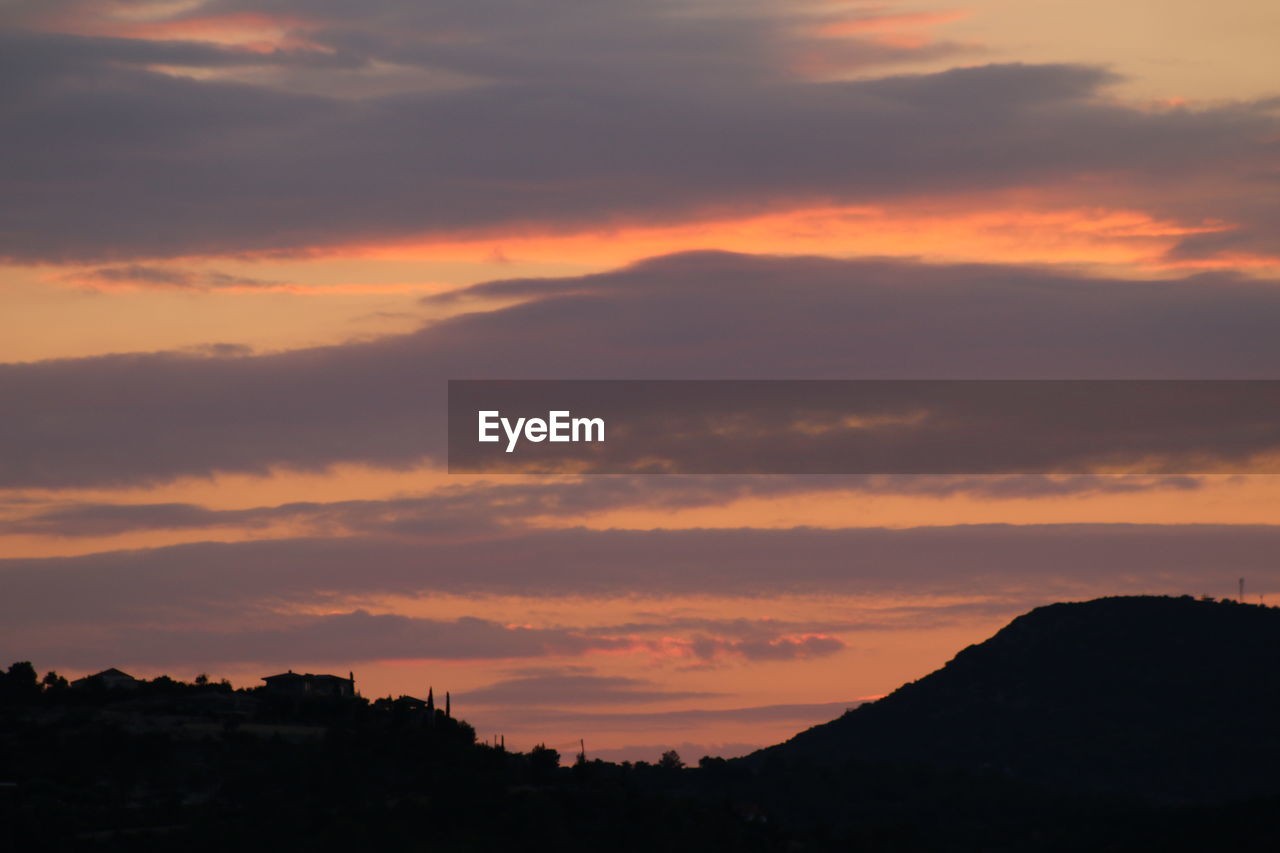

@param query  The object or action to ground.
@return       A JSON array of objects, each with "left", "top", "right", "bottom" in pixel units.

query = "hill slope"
[{"left": 752, "top": 596, "right": 1280, "bottom": 802}]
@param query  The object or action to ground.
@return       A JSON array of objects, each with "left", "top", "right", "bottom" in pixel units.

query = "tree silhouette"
[
  {"left": 529, "top": 743, "right": 560, "bottom": 780},
  {"left": 0, "top": 661, "right": 39, "bottom": 701},
  {"left": 41, "top": 670, "right": 69, "bottom": 692}
]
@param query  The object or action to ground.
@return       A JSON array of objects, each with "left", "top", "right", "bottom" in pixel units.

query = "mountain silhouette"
[{"left": 751, "top": 595, "right": 1280, "bottom": 802}]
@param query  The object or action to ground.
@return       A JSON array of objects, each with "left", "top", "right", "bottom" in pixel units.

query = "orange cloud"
[
  {"left": 332, "top": 199, "right": 1243, "bottom": 276},
  {"left": 33, "top": 3, "right": 326, "bottom": 53},
  {"left": 813, "top": 9, "right": 970, "bottom": 39}
]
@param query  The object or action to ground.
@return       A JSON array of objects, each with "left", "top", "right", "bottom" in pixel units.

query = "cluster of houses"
[
  {"left": 260, "top": 669, "right": 357, "bottom": 698},
  {"left": 71, "top": 667, "right": 358, "bottom": 697},
  {"left": 70, "top": 667, "right": 449, "bottom": 714}
]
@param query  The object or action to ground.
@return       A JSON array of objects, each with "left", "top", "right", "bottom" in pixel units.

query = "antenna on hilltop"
[{"left": 1240, "top": 578, "right": 1245, "bottom": 602}]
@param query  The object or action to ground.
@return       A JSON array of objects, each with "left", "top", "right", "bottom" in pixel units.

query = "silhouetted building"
[
  {"left": 261, "top": 670, "right": 355, "bottom": 698},
  {"left": 71, "top": 668, "right": 139, "bottom": 690},
  {"left": 392, "top": 695, "right": 430, "bottom": 712}
]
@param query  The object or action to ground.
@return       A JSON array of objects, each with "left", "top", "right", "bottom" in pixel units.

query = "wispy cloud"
[
  {"left": 2, "top": 474, "right": 1200, "bottom": 537},
  {"left": 68, "top": 265, "right": 286, "bottom": 290},
  {"left": 3, "top": 524, "right": 1275, "bottom": 638},
  {"left": 0, "top": 605, "right": 852, "bottom": 669},
  {"left": 461, "top": 669, "right": 719, "bottom": 706}
]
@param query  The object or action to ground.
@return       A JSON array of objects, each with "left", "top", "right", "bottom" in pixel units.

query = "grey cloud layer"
[
  {"left": 1, "top": 0, "right": 1274, "bottom": 261},
  {"left": 3, "top": 475, "right": 1198, "bottom": 537},
  {"left": 6, "top": 605, "right": 850, "bottom": 670},
  {"left": 460, "top": 671, "right": 718, "bottom": 707},
  {"left": 19, "top": 612, "right": 631, "bottom": 669},
  {"left": 449, "top": 380, "right": 1280, "bottom": 475},
  {"left": 4, "top": 524, "right": 1277, "bottom": 630},
  {"left": 5, "top": 522, "right": 1272, "bottom": 668},
  {"left": 71, "top": 265, "right": 284, "bottom": 290},
  {"left": 3, "top": 252, "right": 1280, "bottom": 489}
]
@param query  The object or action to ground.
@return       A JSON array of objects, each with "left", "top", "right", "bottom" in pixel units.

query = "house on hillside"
[
  {"left": 384, "top": 688, "right": 449, "bottom": 715},
  {"left": 392, "top": 694, "right": 429, "bottom": 712},
  {"left": 261, "top": 670, "right": 356, "bottom": 698},
  {"left": 71, "top": 668, "right": 140, "bottom": 690}
]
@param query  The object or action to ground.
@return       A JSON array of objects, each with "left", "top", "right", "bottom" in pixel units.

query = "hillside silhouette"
[
  {"left": 5, "top": 596, "right": 1280, "bottom": 851},
  {"left": 752, "top": 595, "right": 1280, "bottom": 802}
]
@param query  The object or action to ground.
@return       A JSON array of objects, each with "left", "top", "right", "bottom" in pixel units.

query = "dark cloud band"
[
  {"left": 1, "top": 8, "right": 1274, "bottom": 262},
  {"left": 3, "top": 524, "right": 1276, "bottom": 627},
  {"left": 448, "top": 380, "right": 1280, "bottom": 474}
]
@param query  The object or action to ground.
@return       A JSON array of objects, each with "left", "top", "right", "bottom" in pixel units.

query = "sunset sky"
[{"left": 3, "top": 0, "right": 1279, "bottom": 761}]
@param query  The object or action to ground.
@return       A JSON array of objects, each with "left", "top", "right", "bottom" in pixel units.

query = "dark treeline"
[{"left": 0, "top": 665, "right": 766, "bottom": 852}]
